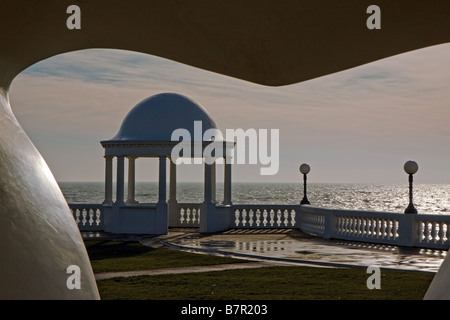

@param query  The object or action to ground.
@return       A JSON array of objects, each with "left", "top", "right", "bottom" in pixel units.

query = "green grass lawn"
[
  {"left": 85, "top": 240, "right": 245, "bottom": 273},
  {"left": 85, "top": 240, "right": 435, "bottom": 300}
]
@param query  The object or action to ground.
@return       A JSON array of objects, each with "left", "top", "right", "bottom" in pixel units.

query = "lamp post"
[
  {"left": 404, "top": 160, "right": 418, "bottom": 214},
  {"left": 299, "top": 163, "right": 311, "bottom": 205}
]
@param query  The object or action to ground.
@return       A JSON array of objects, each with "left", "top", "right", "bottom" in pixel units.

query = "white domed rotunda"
[{"left": 100, "top": 93, "right": 234, "bottom": 234}]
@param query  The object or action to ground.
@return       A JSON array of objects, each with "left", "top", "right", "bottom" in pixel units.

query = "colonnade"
[{"left": 102, "top": 155, "right": 233, "bottom": 207}]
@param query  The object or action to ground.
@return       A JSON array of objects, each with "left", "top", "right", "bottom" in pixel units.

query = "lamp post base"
[
  {"left": 404, "top": 203, "right": 418, "bottom": 214},
  {"left": 300, "top": 197, "right": 310, "bottom": 205}
]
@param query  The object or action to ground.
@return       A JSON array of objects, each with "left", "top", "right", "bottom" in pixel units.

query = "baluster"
[
  {"left": 186, "top": 208, "right": 191, "bottom": 224},
  {"left": 234, "top": 209, "right": 240, "bottom": 226},
  {"left": 431, "top": 222, "right": 438, "bottom": 243},
  {"left": 82, "top": 209, "right": 87, "bottom": 226},
  {"left": 339, "top": 216, "right": 347, "bottom": 235},
  {"left": 180, "top": 208, "right": 185, "bottom": 224},
  {"left": 248, "top": 209, "right": 254, "bottom": 227},
  {"left": 445, "top": 223, "right": 449, "bottom": 243},
  {"left": 192, "top": 208, "right": 197, "bottom": 224},
  {"left": 188, "top": 208, "right": 192, "bottom": 224},
  {"left": 418, "top": 221, "right": 425, "bottom": 242},
  {"left": 374, "top": 218, "right": 379, "bottom": 238},
  {"left": 262, "top": 209, "right": 268, "bottom": 227},
  {"left": 337, "top": 216, "right": 342, "bottom": 235},
  {"left": 275, "top": 210, "right": 281, "bottom": 227},
  {"left": 348, "top": 217, "right": 354, "bottom": 236},
  {"left": 242, "top": 209, "right": 248, "bottom": 227},
  {"left": 353, "top": 217, "right": 358, "bottom": 236},
  {"left": 438, "top": 222, "right": 445, "bottom": 244},
  {"left": 386, "top": 220, "right": 392, "bottom": 240},
  {"left": 357, "top": 217, "right": 362, "bottom": 235},
  {"left": 96, "top": 209, "right": 101, "bottom": 226},
  {"left": 381, "top": 219, "right": 386, "bottom": 238},
  {"left": 255, "top": 209, "right": 261, "bottom": 227},
  {"left": 88, "top": 209, "right": 94, "bottom": 226},
  {"left": 290, "top": 210, "right": 296, "bottom": 227},
  {"left": 425, "top": 221, "right": 431, "bottom": 243},
  {"left": 343, "top": 216, "right": 349, "bottom": 235},
  {"left": 283, "top": 210, "right": 289, "bottom": 227},
  {"left": 75, "top": 209, "right": 80, "bottom": 225},
  {"left": 341, "top": 216, "right": 346, "bottom": 235},
  {"left": 269, "top": 209, "right": 275, "bottom": 226},
  {"left": 394, "top": 220, "right": 399, "bottom": 239}
]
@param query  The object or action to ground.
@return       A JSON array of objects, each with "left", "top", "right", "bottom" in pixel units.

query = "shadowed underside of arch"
[
  {"left": 1, "top": 0, "right": 450, "bottom": 88},
  {"left": 0, "top": 0, "right": 450, "bottom": 300}
]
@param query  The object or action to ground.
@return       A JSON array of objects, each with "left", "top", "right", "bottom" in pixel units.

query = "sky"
[{"left": 8, "top": 43, "right": 450, "bottom": 184}]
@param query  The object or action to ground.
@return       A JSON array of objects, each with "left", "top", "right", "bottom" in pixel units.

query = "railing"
[
  {"left": 299, "top": 209, "right": 325, "bottom": 236},
  {"left": 298, "top": 206, "right": 450, "bottom": 250},
  {"left": 68, "top": 201, "right": 450, "bottom": 250},
  {"left": 69, "top": 204, "right": 104, "bottom": 231},
  {"left": 415, "top": 214, "right": 450, "bottom": 249},
  {"left": 177, "top": 203, "right": 201, "bottom": 227},
  {"left": 232, "top": 205, "right": 298, "bottom": 229}
]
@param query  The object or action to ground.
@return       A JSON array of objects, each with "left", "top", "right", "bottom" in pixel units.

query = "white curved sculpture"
[
  {"left": 424, "top": 254, "right": 450, "bottom": 300},
  {"left": 0, "top": 90, "right": 99, "bottom": 299}
]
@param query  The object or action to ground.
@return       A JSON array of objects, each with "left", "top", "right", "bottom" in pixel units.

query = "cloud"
[{"left": 8, "top": 43, "right": 450, "bottom": 183}]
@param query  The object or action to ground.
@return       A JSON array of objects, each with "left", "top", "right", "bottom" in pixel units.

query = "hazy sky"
[{"left": 9, "top": 43, "right": 450, "bottom": 184}]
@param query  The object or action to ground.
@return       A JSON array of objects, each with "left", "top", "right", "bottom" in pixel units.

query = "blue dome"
[{"left": 110, "top": 93, "right": 218, "bottom": 141}]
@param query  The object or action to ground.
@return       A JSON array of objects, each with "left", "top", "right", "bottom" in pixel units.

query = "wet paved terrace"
[{"left": 146, "top": 228, "right": 447, "bottom": 273}]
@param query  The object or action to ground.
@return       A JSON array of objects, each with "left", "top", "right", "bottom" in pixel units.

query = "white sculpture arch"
[{"left": 1, "top": 1, "right": 450, "bottom": 299}]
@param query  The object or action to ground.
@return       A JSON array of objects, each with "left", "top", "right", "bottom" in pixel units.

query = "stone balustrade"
[
  {"left": 177, "top": 203, "right": 201, "bottom": 227},
  {"left": 69, "top": 204, "right": 104, "bottom": 231},
  {"left": 232, "top": 205, "right": 297, "bottom": 229},
  {"left": 69, "top": 202, "right": 450, "bottom": 250}
]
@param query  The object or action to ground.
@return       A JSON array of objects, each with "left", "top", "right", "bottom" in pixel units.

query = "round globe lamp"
[
  {"left": 299, "top": 163, "right": 311, "bottom": 205},
  {"left": 404, "top": 160, "right": 418, "bottom": 214}
]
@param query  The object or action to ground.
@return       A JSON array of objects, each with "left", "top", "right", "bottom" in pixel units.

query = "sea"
[{"left": 59, "top": 182, "right": 450, "bottom": 215}]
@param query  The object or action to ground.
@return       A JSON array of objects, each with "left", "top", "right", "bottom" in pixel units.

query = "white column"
[
  {"left": 200, "top": 160, "right": 218, "bottom": 233},
  {"left": 223, "top": 158, "right": 232, "bottom": 205},
  {"left": 168, "top": 159, "right": 179, "bottom": 227},
  {"left": 126, "top": 156, "right": 137, "bottom": 204},
  {"left": 204, "top": 161, "right": 212, "bottom": 204},
  {"left": 158, "top": 156, "right": 167, "bottom": 204},
  {"left": 103, "top": 155, "right": 113, "bottom": 205},
  {"left": 156, "top": 156, "right": 169, "bottom": 234},
  {"left": 211, "top": 161, "right": 216, "bottom": 203},
  {"left": 115, "top": 155, "right": 125, "bottom": 205},
  {"left": 169, "top": 160, "right": 177, "bottom": 202}
]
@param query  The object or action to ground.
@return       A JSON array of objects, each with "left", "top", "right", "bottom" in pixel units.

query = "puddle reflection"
[{"left": 177, "top": 237, "right": 446, "bottom": 272}]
